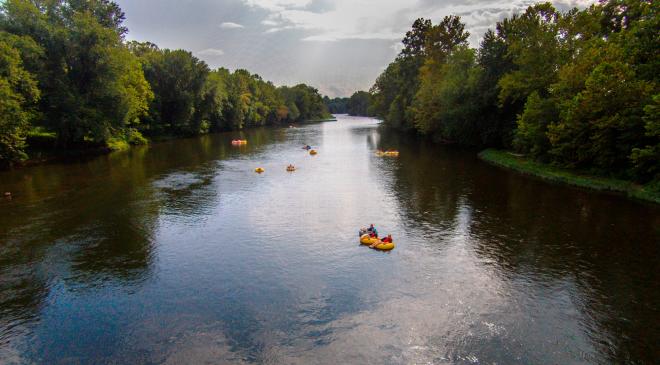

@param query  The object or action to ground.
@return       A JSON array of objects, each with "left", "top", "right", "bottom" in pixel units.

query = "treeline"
[
  {"left": 0, "top": 0, "right": 329, "bottom": 168},
  {"left": 324, "top": 91, "right": 374, "bottom": 116},
  {"left": 370, "top": 0, "right": 658, "bottom": 183}
]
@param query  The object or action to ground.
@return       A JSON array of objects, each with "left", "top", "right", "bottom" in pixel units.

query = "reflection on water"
[{"left": 0, "top": 116, "right": 658, "bottom": 364}]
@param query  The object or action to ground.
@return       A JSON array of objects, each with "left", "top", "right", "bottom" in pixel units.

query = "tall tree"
[
  {"left": 138, "top": 48, "right": 208, "bottom": 135},
  {"left": 0, "top": 0, "right": 152, "bottom": 146},
  {"left": 0, "top": 32, "right": 40, "bottom": 166},
  {"left": 347, "top": 91, "right": 371, "bottom": 116},
  {"left": 411, "top": 16, "right": 470, "bottom": 140}
]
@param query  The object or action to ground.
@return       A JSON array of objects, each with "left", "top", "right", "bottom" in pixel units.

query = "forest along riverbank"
[
  {"left": 367, "top": 2, "right": 659, "bottom": 204},
  {"left": 479, "top": 149, "right": 660, "bottom": 204},
  {"left": 0, "top": 0, "right": 332, "bottom": 169},
  {"left": 1, "top": 116, "right": 659, "bottom": 364}
]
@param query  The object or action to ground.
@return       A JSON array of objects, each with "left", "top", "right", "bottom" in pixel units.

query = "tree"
[
  {"left": 411, "top": 16, "right": 471, "bottom": 140},
  {"left": 630, "top": 94, "right": 660, "bottom": 182},
  {"left": 367, "top": 0, "right": 659, "bottom": 183},
  {"left": 139, "top": 48, "right": 208, "bottom": 135},
  {"left": 370, "top": 18, "right": 434, "bottom": 130},
  {"left": 347, "top": 91, "right": 371, "bottom": 116},
  {"left": 199, "top": 68, "right": 229, "bottom": 132},
  {"left": 424, "top": 16, "right": 469, "bottom": 63},
  {"left": 547, "top": 44, "right": 653, "bottom": 172},
  {"left": 324, "top": 96, "right": 349, "bottom": 114},
  {"left": 279, "top": 84, "right": 328, "bottom": 122},
  {"left": 0, "top": 32, "right": 40, "bottom": 166},
  {"left": 1, "top": 0, "right": 152, "bottom": 146},
  {"left": 399, "top": 18, "right": 432, "bottom": 59}
]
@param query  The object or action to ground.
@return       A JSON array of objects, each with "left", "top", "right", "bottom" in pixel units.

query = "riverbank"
[
  {"left": 303, "top": 117, "right": 337, "bottom": 123},
  {"left": 7, "top": 120, "right": 335, "bottom": 171},
  {"left": 478, "top": 149, "right": 660, "bottom": 204}
]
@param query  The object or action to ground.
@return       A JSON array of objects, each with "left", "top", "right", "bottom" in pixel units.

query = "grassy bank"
[
  {"left": 478, "top": 149, "right": 660, "bottom": 204},
  {"left": 303, "top": 117, "right": 337, "bottom": 123}
]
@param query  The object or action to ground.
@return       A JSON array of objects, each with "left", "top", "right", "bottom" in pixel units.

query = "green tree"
[
  {"left": 370, "top": 18, "right": 432, "bottom": 130},
  {"left": 279, "top": 84, "right": 328, "bottom": 122},
  {"left": 0, "top": 33, "right": 40, "bottom": 166},
  {"left": 198, "top": 68, "right": 229, "bottom": 132},
  {"left": 474, "top": 28, "right": 517, "bottom": 147},
  {"left": 547, "top": 45, "right": 653, "bottom": 172},
  {"left": 496, "top": 3, "right": 577, "bottom": 156},
  {"left": 324, "top": 96, "right": 349, "bottom": 114},
  {"left": 139, "top": 48, "right": 208, "bottom": 135},
  {"left": 1, "top": 0, "right": 152, "bottom": 146},
  {"left": 630, "top": 94, "right": 660, "bottom": 182},
  {"left": 347, "top": 91, "right": 371, "bottom": 116},
  {"left": 411, "top": 16, "right": 470, "bottom": 140}
]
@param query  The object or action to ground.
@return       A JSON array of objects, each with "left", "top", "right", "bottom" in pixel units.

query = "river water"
[{"left": 0, "top": 116, "right": 658, "bottom": 364}]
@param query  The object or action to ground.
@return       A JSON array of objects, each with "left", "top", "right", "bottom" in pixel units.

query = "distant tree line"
[
  {"left": 370, "top": 0, "right": 658, "bottom": 183},
  {"left": 0, "top": 0, "right": 329, "bottom": 168},
  {"left": 324, "top": 91, "right": 374, "bottom": 117},
  {"left": 324, "top": 96, "right": 348, "bottom": 114}
]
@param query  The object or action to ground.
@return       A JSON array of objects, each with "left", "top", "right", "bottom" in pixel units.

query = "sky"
[{"left": 116, "top": 0, "right": 594, "bottom": 98}]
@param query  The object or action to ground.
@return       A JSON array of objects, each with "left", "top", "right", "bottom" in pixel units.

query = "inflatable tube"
[
  {"left": 255, "top": 167, "right": 265, "bottom": 173},
  {"left": 384, "top": 151, "right": 399, "bottom": 157},
  {"left": 286, "top": 167, "right": 296, "bottom": 172},
  {"left": 309, "top": 150, "right": 318, "bottom": 155},
  {"left": 372, "top": 242, "right": 395, "bottom": 251},
  {"left": 360, "top": 234, "right": 378, "bottom": 245},
  {"left": 232, "top": 140, "right": 248, "bottom": 145},
  {"left": 359, "top": 235, "right": 395, "bottom": 251}
]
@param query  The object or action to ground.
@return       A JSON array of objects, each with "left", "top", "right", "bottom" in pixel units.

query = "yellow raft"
[
  {"left": 359, "top": 234, "right": 395, "bottom": 251},
  {"left": 255, "top": 167, "right": 265, "bottom": 173},
  {"left": 286, "top": 166, "right": 296, "bottom": 172},
  {"left": 376, "top": 150, "right": 399, "bottom": 157},
  {"left": 309, "top": 149, "right": 318, "bottom": 155}
]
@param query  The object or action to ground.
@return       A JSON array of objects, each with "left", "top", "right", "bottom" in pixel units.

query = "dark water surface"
[{"left": 1, "top": 116, "right": 659, "bottom": 364}]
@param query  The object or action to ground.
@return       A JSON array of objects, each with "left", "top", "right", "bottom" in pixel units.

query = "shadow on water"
[
  {"left": 0, "top": 127, "right": 288, "bottom": 360},
  {"left": 375, "top": 127, "right": 660, "bottom": 364}
]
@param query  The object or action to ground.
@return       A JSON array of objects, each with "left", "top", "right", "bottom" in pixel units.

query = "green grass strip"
[{"left": 478, "top": 149, "right": 659, "bottom": 204}]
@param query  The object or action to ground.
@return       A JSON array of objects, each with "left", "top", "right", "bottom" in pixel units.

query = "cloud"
[
  {"left": 244, "top": 0, "right": 313, "bottom": 12},
  {"left": 196, "top": 48, "right": 225, "bottom": 57},
  {"left": 118, "top": 0, "right": 598, "bottom": 98},
  {"left": 243, "top": 0, "right": 597, "bottom": 44},
  {"left": 302, "top": 31, "right": 401, "bottom": 42},
  {"left": 219, "top": 22, "right": 245, "bottom": 29}
]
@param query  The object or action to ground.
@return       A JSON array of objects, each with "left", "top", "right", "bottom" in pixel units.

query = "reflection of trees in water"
[
  {"left": 0, "top": 128, "right": 285, "bottom": 363},
  {"left": 379, "top": 130, "right": 660, "bottom": 363},
  {"left": 465, "top": 167, "right": 660, "bottom": 364},
  {"left": 0, "top": 127, "right": 295, "bottom": 341},
  {"left": 373, "top": 129, "right": 475, "bottom": 237},
  {"left": 0, "top": 149, "right": 161, "bottom": 337}
]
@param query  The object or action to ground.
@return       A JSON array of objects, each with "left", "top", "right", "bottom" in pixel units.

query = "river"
[{"left": 1, "top": 116, "right": 658, "bottom": 364}]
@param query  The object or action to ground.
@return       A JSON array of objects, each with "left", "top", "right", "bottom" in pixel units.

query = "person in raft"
[{"left": 367, "top": 224, "right": 378, "bottom": 238}]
